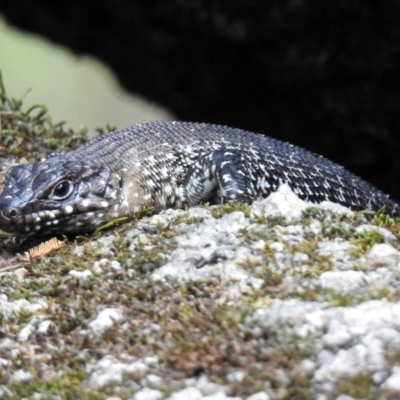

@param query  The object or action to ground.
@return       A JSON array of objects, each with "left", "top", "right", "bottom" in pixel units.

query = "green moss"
[
  {"left": 172, "top": 213, "right": 205, "bottom": 225},
  {"left": 351, "top": 228, "right": 384, "bottom": 249},
  {"left": 326, "top": 292, "right": 356, "bottom": 307},
  {"left": 263, "top": 214, "right": 290, "bottom": 227},
  {"left": 245, "top": 225, "right": 279, "bottom": 244},
  {"left": 368, "top": 286, "right": 398, "bottom": 302},
  {"left": 336, "top": 373, "right": 374, "bottom": 399},
  {"left": 302, "top": 206, "right": 327, "bottom": 220},
  {"left": 211, "top": 203, "right": 251, "bottom": 219},
  {"left": 320, "top": 223, "right": 354, "bottom": 241},
  {"left": 9, "top": 375, "right": 105, "bottom": 399},
  {"left": 129, "top": 241, "right": 175, "bottom": 275}
]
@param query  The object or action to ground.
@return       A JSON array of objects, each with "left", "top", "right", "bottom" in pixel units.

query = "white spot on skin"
[
  {"left": 24, "top": 226, "right": 31, "bottom": 232},
  {"left": 64, "top": 205, "right": 73, "bottom": 214},
  {"left": 48, "top": 212, "right": 55, "bottom": 219},
  {"left": 81, "top": 199, "right": 90, "bottom": 208},
  {"left": 160, "top": 167, "right": 169, "bottom": 178},
  {"left": 175, "top": 166, "right": 184, "bottom": 175},
  {"left": 100, "top": 201, "right": 109, "bottom": 208},
  {"left": 34, "top": 225, "right": 41, "bottom": 231},
  {"left": 99, "top": 180, "right": 106, "bottom": 186},
  {"left": 222, "top": 174, "right": 232, "bottom": 183},
  {"left": 53, "top": 220, "right": 59, "bottom": 225},
  {"left": 34, "top": 216, "right": 41, "bottom": 223},
  {"left": 163, "top": 184, "right": 173, "bottom": 195},
  {"left": 4, "top": 195, "right": 12, "bottom": 199},
  {"left": 220, "top": 161, "right": 230, "bottom": 168},
  {"left": 146, "top": 180, "right": 156, "bottom": 188}
]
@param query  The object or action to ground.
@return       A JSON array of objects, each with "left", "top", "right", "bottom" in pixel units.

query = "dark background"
[{"left": 2, "top": 1, "right": 400, "bottom": 201}]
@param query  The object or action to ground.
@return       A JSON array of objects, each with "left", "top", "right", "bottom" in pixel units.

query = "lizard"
[{"left": 0, "top": 120, "right": 398, "bottom": 236}]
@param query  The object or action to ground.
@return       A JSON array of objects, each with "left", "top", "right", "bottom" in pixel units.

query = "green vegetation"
[{"left": 0, "top": 70, "right": 90, "bottom": 159}]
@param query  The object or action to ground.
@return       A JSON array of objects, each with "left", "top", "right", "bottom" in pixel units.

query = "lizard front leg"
[{"left": 177, "top": 149, "right": 256, "bottom": 206}]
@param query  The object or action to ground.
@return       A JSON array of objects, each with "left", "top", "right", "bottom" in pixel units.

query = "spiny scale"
[{"left": 0, "top": 121, "right": 398, "bottom": 235}]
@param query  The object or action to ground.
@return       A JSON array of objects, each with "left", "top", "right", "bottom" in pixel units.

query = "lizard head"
[{"left": 0, "top": 157, "right": 126, "bottom": 235}]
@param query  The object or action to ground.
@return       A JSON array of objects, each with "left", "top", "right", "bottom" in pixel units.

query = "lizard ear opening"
[{"left": 50, "top": 180, "right": 74, "bottom": 200}]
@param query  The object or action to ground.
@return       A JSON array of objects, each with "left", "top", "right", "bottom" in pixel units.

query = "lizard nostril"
[{"left": 4, "top": 208, "right": 20, "bottom": 220}]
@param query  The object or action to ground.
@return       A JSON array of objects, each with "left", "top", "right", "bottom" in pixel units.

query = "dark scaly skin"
[{"left": 0, "top": 121, "right": 398, "bottom": 236}]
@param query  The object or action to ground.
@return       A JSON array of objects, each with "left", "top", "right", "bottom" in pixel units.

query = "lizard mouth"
[
  {"left": 0, "top": 207, "right": 67, "bottom": 234},
  {"left": 0, "top": 206, "right": 106, "bottom": 235}
]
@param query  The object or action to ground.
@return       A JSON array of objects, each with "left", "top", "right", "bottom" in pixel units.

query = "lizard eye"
[{"left": 51, "top": 180, "right": 74, "bottom": 200}]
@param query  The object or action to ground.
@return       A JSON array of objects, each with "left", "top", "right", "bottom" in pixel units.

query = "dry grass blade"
[
  {"left": 0, "top": 255, "right": 26, "bottom": 272},
  {"left": 24, "top": 238, "right": 64, "bottom": 261}
]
